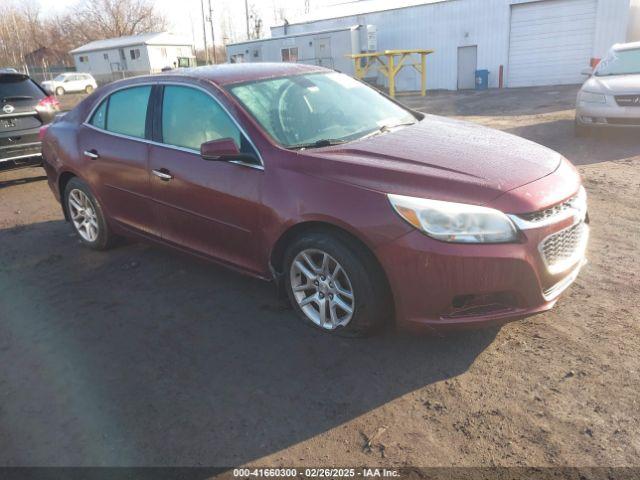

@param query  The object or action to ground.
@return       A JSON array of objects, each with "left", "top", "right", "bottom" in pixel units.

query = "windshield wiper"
[
  {"left": 360, "top": 120, "right": 417, "bottom": 140},
  {"left": 2, "top": 95, "right": 33, "bottom": 102},
  {"left": 289, "top": 138, "right": 348, "bottom": 150}
]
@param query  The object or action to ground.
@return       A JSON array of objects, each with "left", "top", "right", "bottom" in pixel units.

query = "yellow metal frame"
[{"left": 347, "top": 49, "right": 434, "bottom": 98}]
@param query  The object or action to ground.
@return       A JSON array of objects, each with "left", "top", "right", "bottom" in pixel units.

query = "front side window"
[
  {"left": 228, "top": 72, "right": 417, "bottom": 148},
  {"left": 161, "top": 85, "right": 243, "bottom": 152},
  {"left": 89, "top": 86, "right": 150, "bottom": 138},
  {"left": 596, "top": 48, "right": 640, "bottom": 76}
]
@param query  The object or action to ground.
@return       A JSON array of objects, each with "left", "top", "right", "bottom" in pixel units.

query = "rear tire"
[
  {"left": 64, "top": 177, "right": 115, "bottom": 250},
  {"left": 85, "top": 85, "right": 94, "bottom": 94},
  {"left": 283, "top": 231, "right": 391, "bottom": 337},
  {"left": 55, "top": 86, "right": 64, "bottom": 96}
]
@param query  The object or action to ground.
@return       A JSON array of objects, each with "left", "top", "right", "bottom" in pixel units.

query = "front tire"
[
  {"left": 55, "top": 86, "right": 64, "bottom": 96},
  {"left": 64, "top": 177, "right": 115, "bottom": 250},
  {"left": 284, "top": 231, "right": 391, "bottom": 337}
]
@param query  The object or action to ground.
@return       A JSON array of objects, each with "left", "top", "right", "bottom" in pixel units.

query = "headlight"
[
  {"left": 580, "top": 91, "right": 606, "bottom": 104},
  {"left": 388, "top": 194, "right": 518, "bottom": 243}
]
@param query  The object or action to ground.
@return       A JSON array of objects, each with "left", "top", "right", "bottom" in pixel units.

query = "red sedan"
[{"left": 41, "top": 63, "right": 589, "bottom": 336}]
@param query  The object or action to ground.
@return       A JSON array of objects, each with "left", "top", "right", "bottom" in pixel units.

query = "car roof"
[{"left": 155, "top": 62, "right": 330, "bottom": 86}]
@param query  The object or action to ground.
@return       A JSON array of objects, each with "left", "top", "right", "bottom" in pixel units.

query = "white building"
[
  {"left": 232, "top": 0, "right": 640, "bottom": 91},
  {"left": 70, "top": 32, "right": 196, "bottom": 83},
  {"left": 226, "top": 26, "right": 365, "bottom": 76}
]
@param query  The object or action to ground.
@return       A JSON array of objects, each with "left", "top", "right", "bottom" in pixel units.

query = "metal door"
[
  {"left": 457, "top": 46, "right": 477, "bottom": 90},
  {"left": 315, "top": 37, "right": 332, "bottom": 68}
]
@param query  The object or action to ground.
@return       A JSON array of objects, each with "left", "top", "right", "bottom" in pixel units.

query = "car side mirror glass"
[{"left": 581, "top": 67, "right": 594, "bottom": 76}]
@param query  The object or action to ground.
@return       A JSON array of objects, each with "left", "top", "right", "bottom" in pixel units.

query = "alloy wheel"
[
  {"left": 68, "top": 189, "right": 99, "bottom": 242},
  {"left": 290, "top": 248, "right": 355, "bottom": 330}
]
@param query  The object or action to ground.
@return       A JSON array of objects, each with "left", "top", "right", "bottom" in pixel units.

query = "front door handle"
[
  {"left": 152, "top": 169, "right": 173, "bottom": 181},
  {"left": 83, "top": 149, "right": 99, "bottom": 159}
]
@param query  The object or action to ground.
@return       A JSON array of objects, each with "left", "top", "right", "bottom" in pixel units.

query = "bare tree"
[{"left": 0, "top": 0, "right": 168, "bottom": 69}]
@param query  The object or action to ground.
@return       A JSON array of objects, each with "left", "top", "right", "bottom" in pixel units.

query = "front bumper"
[
  {"left": 576, "top": 99, "right": 640, "bottom": 128},
  {"left": 375, "top": 214, "right": 588, "bottom": 332}
]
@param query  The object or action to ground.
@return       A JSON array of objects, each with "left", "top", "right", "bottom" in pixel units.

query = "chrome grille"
[
  {"left": 540, "top": 222, "right": 589, "bottom": 274},
  {"left": 518, "top": 194, "right": 577, "bottom": 223}
]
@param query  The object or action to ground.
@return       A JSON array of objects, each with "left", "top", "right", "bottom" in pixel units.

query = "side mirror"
[
  {"left": 200, "top": 138, "right": 259, "bottom": 164},
  {"left": 581, "top": 67, "right": 594, "bottom": 76}
]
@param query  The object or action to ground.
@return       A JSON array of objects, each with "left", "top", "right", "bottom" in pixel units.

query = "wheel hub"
[{"left": 290, "top": 248, "right": 355, "bottom": 330}]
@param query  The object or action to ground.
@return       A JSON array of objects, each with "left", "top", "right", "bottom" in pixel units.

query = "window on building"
[
  {"left": 281, "top": 47, "right": 298, "bottom": 63},
  {"left": 230, "top": 54, "right": 244, "bottom": 63},
  {"left": 130, "top": 48, "right": 141, "bottom": 60},
  {"left": 103, "top": 53, "right": 109, "bottom": 60},
  {"left": 78, "top": 55, "right": 88, "bottom": 63}
]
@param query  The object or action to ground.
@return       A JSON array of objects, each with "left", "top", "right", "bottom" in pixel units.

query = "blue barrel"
[{"left": 475, "top": 69, "right": 489, "bottom": 90}]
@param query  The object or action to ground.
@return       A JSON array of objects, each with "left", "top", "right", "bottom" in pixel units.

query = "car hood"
[
  {"left": 301, "top": 114, "right": 562, "bottom": 206},
  {"left": 582, "top": 74, "right": 640, "bottom": 94}
]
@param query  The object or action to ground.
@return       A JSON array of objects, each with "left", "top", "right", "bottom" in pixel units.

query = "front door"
[
  {"left": 315, "top": 37, "right": 332, "bottom": 68},
  {"left": 457, "top": 45, "right": 478, "bottom": 90},
  {"left": 148, "top": 84, "right": 265, "bottom": 274},
  {"left": 78, "top": 84, "right": 159, "bottom": 237}
]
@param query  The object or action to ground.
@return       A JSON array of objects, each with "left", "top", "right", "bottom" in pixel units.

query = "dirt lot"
[{"left": 0, "top": 86, "right": 639, "bottom": 467}]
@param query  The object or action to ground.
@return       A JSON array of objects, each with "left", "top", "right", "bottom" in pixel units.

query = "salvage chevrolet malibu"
[{"left": 41, "top": 63, "right": 589, "bottom": 336}]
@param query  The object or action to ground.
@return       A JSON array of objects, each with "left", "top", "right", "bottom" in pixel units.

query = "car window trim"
[{"left": 83, "top": 80, "right": 264, "bottom": 171}]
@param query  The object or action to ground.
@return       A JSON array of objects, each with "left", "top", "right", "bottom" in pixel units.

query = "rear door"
[
  {"left": 147, "top": 83, "right": 265, "bottom": 274},
  {"left": 77, "top": 84, "right": 160, "bottom": 237},
  {"left": 0, "top": 74, "right": 46, "bottom": 161}
]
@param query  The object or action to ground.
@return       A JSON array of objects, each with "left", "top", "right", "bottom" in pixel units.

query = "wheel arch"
[
  {"left": 58, "top": 171, "right": 77, "bottom": 221},
  {"left": 269, "top": 220, "right": 395, "bottom": 319}
]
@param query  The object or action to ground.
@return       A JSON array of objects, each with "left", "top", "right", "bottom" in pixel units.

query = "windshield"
[
  {"left": 228, "top": 72, "right": 417, "bottom": 148},
  {"left": 596, "top": 48, "right": 640, "bottom": 76}
]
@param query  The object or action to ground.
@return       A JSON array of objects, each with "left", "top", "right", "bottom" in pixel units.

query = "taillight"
[
  {"left": 38, "top": 124, "right": 50, "bottom": 140},
  {"left": 37, "top": 96, "right": 60, "bottom": 111}
]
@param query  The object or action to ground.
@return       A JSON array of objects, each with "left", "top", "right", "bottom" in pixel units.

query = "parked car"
[
  {"left": 41, "top": 64, "right": 589, "bottom": 336},
  {"left": 576, "top": 41, "right": 640, "bottom": 136},
  {"left": 41, "top": 73, "right": 97, "bottom": 96},
  {"left": 1, "top": 71, "right": 60, "bottom": 169}
]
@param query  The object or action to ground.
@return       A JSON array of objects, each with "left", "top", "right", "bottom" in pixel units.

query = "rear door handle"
[
  {"left": 152, "top": 169, "right": 173, "bottom": 181},
  {"left": 83, "top": 149, "right": 99, "bottom": 159}
]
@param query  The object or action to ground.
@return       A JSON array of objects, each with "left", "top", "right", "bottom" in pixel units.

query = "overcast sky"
[{"left": 36, "top": 0, "right": 346, "bottom": 47}]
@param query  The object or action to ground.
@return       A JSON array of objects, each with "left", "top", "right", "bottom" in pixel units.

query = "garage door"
[{"left": 508, "top": 0, "right": 597, "bottom": 87}]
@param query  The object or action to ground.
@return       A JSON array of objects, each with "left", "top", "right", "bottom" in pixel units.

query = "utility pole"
[
  {"left": 209, "top": 0, "right": 217, "bottom": 64},
  {"left": 244, "top": 0, "right": 250, "bottom": 40},
  {"left": 200, "top": 0, "right": 209, "bottom": 64}
]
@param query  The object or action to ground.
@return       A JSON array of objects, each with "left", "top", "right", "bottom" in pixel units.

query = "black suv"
[{"left": 1, "top": 72, "right": 60, "bottom": 169}]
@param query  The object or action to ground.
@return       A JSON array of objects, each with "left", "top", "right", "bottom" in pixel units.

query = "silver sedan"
[{"left": 575, "top": 41, "right": 640, "bottom": 136}]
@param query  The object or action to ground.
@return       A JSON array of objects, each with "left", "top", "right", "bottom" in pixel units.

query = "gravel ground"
[{"left": 0, "top": 86, "right": 638, "bottom": 467}]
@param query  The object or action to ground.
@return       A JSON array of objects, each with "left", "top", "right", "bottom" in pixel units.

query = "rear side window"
[
  {"left": 105, "top": 86, "right": 151, "bottom": 138},
  {"left": 0, "top": 75, "right": 45, "bottom": 102},
  {"left": 161, "top": 85, "right": 242, "bottom": 151},
  {"left": 90, "top": 100, "right": 107, "bottom": 129}
]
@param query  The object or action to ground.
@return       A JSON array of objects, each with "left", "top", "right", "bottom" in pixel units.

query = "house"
[
  {"left": 69, "top": 32, "right": 196, "bottom": 83},
  {"left": 231, "top": 0, "right": 640, "bottom": 91},
  {"left": 24, "top": 46, "right": 74, "bottom": 83}
]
